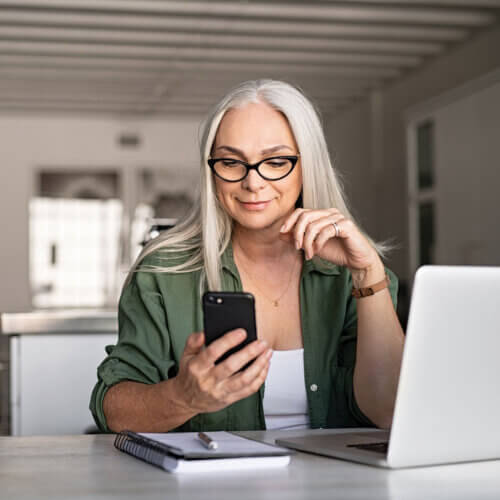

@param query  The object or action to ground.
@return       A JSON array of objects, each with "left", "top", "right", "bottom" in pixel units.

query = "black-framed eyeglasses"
[{"left": 207, "top": 155, "right": 300, "bottom": 182}]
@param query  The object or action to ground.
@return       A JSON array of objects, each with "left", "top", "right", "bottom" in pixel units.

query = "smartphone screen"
[{"left": 202, "top": 291, "right": 258, "bottom": 365}]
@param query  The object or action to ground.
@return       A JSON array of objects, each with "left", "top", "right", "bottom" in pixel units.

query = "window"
[
  {"left": 417, "top": 121, "right": 435, "bottom": 190},
  {"left": 418, "top": 201, "right": 435, "bottom": 266},
  {"left": 30, "top": 170, "right": 123, "bottom": 308},
  {"left": 408, "top": 119, "right": 437, "bottom": 277}
]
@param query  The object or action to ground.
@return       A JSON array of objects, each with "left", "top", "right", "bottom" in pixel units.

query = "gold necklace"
[{"left": 234, "top": 248, "right": 300, "bottom": 307}]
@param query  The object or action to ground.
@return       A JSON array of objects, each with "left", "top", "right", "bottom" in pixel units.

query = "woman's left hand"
[{"left": 280, "top": 208, "right": 381, "bottom": 273}]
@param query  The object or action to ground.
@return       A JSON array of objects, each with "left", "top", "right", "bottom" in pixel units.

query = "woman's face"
[{"left": 212, "top": 101, "right": 302, "bottom": 232}]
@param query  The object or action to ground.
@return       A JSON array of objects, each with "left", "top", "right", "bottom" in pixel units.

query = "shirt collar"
[
  {"left": 221, "top": 241, "right": 340, "bottom": 277},
  {"left": 221, "top": 242, "right": 239, "bottom": 279},
  {"left": 303, "top": 256, "right": 341, "bottom": 275}
]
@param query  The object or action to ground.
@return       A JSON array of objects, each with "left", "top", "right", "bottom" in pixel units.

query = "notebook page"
[{"left": 138, "top": 431, "right": 286, "bottom": 456}]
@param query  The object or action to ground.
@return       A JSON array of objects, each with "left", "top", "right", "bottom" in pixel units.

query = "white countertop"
[{"left": 0, "top": 310, "right": 117, "bottom": 335}]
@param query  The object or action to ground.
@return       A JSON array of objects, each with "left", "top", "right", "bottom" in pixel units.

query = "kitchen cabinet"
[{"left": 1, "top": 311, "right": 117, "bottom": 435}]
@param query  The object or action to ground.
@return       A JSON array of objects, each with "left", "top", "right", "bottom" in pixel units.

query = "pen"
[{"left": 197, "top": 432, "right": 218, "bottom": 450}]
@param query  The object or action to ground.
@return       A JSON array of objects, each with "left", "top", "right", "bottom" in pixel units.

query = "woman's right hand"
[{"left": 172, "top": 329, "right": 272, "bottom": 414}]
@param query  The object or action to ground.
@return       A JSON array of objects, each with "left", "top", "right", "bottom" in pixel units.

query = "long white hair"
[{"left": 125, "top": 79, "right": 387, "bottom": 291}]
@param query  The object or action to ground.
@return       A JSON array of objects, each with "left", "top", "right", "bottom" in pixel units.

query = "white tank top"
[{"left": 263, "top": 348, "right": 310, "bottom": 430}]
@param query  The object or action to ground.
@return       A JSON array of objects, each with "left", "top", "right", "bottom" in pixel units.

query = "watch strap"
[{"left": 352, "top": 274, "right": 390, "bottom": 299}]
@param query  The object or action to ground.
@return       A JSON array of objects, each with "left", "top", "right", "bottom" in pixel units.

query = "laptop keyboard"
[{"left": 346, "top": 441, "right": 389, "bottom": 454}]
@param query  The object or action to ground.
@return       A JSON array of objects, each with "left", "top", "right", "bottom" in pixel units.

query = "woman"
[{"left": 90, "top": 79, "right": 404, "bottom": 433}]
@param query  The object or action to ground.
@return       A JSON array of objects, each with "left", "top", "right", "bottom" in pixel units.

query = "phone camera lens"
[{"left": 208, "top": 296, "right": 215, "bottom": 302}]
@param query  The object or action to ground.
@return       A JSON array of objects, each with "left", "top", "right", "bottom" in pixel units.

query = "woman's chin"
[{"left": 233, "top": 213, "right": 282, "bottom": 232}]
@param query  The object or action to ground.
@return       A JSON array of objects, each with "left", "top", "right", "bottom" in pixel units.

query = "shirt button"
[{"left": 310, "top": 384, "right": 318, "bottom": 392}]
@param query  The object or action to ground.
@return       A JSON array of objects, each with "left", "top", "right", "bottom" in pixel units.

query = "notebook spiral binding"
[{"left": 114, "top": 431, "right": 178, "bottom": 469}]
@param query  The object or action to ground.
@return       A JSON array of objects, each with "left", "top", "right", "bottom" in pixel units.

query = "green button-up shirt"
[{"left": 90, "top": 244, "right": 398, "bottom": 432}]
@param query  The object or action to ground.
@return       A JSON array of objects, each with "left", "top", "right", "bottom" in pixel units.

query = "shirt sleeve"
[
  {"left": 330, "top": 267, "right": 399, "bottom": 428},
  {"left": 89, "top": 268, "right": 176, "bottom": 432}
]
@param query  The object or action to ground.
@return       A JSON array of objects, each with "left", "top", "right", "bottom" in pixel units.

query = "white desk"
[{"left": 1, "top": 429, "right": 500, "bottom": 500}]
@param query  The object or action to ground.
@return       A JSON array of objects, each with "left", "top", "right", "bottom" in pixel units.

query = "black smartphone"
[{"left": 202, "top": 291, "right": 258, "bottom": 366}]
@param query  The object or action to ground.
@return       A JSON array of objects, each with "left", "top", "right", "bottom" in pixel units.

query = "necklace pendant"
[{"left": 273, "top": 300, "right": 279, "bottom": 307}]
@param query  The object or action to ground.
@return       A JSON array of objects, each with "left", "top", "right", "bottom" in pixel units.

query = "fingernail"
[
  {"left": 267, "top": 349, "right": 273, "bottom": 358},
  {"left": 280, "top": 224, "right": 286, "bottom": 232},
  {"left": 260, "top": 339, "right": 268, "bottom": 348},
  {"left": 295, "top": 240, "right": 300, "bottom": 250}
]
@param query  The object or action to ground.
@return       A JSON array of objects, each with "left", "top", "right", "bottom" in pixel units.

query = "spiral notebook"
[{"left": 114, "top": 431, "right": 293, "bottom": 473}]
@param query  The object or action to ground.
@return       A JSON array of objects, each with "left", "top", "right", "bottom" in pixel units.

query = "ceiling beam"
[
  {"left": 0, "top": 26, "right": 445, "bottom": 56},
  {"left": 0, "top": 78, "right": 157, "bottom": 91},
  {"left": 0, "top": 93, "right": 230, "bottom": 107},
  {"left": 0, "top": 65, "right": 371, "bottom": 81},
  {"left": 0, "top": 40, "right": 421, "bottom": 67},
  {"left": 0, "top": 10, "right": 471, "bottom": 41},
  {"left": 0, "top": 72, "right": 377, "bottom": 97},
  {"left": 0, "top": 55, "right": 403, "bottom": 78},
  {"left": 0, "top": 97, "right": 345, "bottom": 115},
  {"left": 0, "top": 1, "right": 495, "bottom": 26},
  {"left": 0, "top": 103, "right": 207, "bottom": 116},
  {"left": 0, "top": 97, "right": 209, "bottom": 108},
  {"left": 0, "top": 93, "right": 157, "bottom": 104},
  {"left": 0, "top": 87, "right": 156, "bottom": 99},
  {"left": 0, "top": 71, "right": 382, "bottom": 101},
  {"left": 0, "top": 86, "right": 367, "bottom": 110},
  {"left": 0, "top": 85, "right": 379, "bottom": 110},
  {"left": 324, "top": 0, "right": 500, "bottom": 6},
  {"left": 170, "top": 86, "right": 365, "bottom": 99}
]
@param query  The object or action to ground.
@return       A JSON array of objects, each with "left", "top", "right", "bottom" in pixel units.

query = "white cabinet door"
[{"left": 11, "top": 333, "right": 116, "bottom": 436}]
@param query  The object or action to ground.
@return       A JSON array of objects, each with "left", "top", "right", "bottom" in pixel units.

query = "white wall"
[
  {"left": 327, "top": 98, "right": 373, "bottom": 229},
  {"left": 0, "top": 115, "right": 202, "bottom": 312},
  {"left": 433, "top": 79, "right": 500, "bottom": 267},
  {"left": 326, "top": 24, "right": 500, "bottom": 281}
]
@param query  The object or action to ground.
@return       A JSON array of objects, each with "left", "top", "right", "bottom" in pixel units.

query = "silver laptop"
[{"left": 277, "top": 266, "right": 500, "bottom": 468}]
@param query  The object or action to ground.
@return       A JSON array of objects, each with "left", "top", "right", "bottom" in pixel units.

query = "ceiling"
[{"left": 0, "top": 0, "right": 499, "bottom": 117}]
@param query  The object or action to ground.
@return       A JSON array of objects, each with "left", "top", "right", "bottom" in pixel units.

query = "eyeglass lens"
[{"left": 212, "top": 157, "right": 295, "bottom": 181}]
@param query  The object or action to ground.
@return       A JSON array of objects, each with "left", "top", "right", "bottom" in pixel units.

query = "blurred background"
[{"left": 0, "top": 0, "right": 499, "bottom": 436}]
